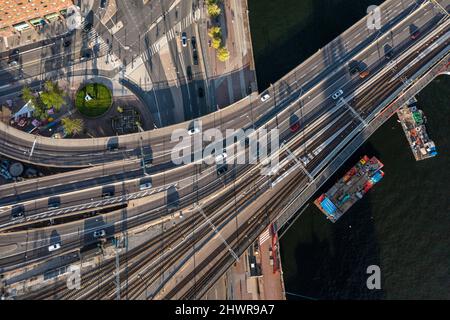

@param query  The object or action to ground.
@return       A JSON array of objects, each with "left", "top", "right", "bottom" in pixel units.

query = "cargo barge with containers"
[
  {"left": 314, "top": 156, "right": 384, "bottom": 222},
  {"left": 397, "top": 98, "right": 437, "bottom": 161}
]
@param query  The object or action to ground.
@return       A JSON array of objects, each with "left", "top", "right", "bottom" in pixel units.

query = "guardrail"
[{"left": 0, "top": 183, "right": 177, "bottom": 229}]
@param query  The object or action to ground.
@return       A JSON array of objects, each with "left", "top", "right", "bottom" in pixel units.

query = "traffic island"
[{"left": 75, "top": 83, "right": 113, "bottom": 118}]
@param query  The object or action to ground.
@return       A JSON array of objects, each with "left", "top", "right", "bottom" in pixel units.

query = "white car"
[
  {"left": 215, "top": 151, "right": 227, "bottom": 164},
  {"left": 93, "top": 230, "right": 106, "bottom": 238},
  {"left": 181, "top": 32, "right": 187, "bottom": 47},
  {"left": 301, "top": 156, "right": 310, "bottom": 165},
  {"left": 48, "top": 243, "right": 61, "bottom": 252},
  {"left": 187, "top": 126, "right": 200, "bottom": 135},
  {"left": 260, "top": 93, "right": 270, "bottom": 102},
  {"left": 332, "top": 89, "right": 344, "bottom": 100},
  {"left": 139, "top": 182, "right": 152, "bottom": 190}
]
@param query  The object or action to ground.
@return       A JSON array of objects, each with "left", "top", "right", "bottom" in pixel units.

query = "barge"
[{"left": 314, "top": 155, "right": 384, "bottom": 222}]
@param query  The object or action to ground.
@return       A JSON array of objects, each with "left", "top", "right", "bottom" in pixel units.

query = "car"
[
  {"left": 261, "top": 157, "right": 271, "bottom": 167},
  {"left": 1, "top": 168, "right": 12, "bottom": 180},
  {"left": 48, "top": 243, "right": 61, "bottom": 252},
  {"left": 359, "top": 70, "right": 369, "bottom": 79},
  {"left": 63, "top": 40, "right": 71, "bottom": 47},
  {"left": 191, "top": 36, "right": 197, "bottom": 49},
  {"left": 193, "top": 49, "right": 198, "bottom": 65},
  {"left": 187, "top": 66, "right": 193, "bottom": 81},
  {"left": 83, "top": 22, "right": 93, "bottom": 32},
  {"left": 301, "top": 156, "right": 310, "bottom": 165},
  {"left": 8, "top": 60, "right": 18, "bottom": 67},
  {"left": 349, "top": 66, "right": 359, "bottom": 75},
  {"left": 11, "top": 206, "right": 24, "bottom": 219},
  {"left": 290, "top": 121, "right": 300, "bottom": 132},
  {"left": 100, "top": 0, "right": 107, "bottom": 8},
  {"left": 198, "top": 87, "right": 204, "bottom": 98},
  {"left": 139, "top": 182, "right": 152, "bottom": 190},
  {"left": 187, "top": 123, "right": 200, "bottom": 135},
  {"left": 267, "top": 164, "right": 280, "bottom": 176},
  {"left": 215, "top": 151, "right": 227, "bottom": 164},
  {"left": 1, "top": 160, "right": 9, "bottom": 171},
  {"left": 48, "top": 200, "right": 60, "bottom": 209},
  {"left": 332, "top": 89, "right": 343, "bottom": 100},
  {"left": 181, "top": 32, "right": 187, "bottom": 47},
  {"left": 93, "top": 230, "right": 106, "bottom": 238},
  {"left": 102, "top": 189, "right": 114, "bottom": 198},
  {"left": 385, "top": 50, "right": 394, "bottom": 60},
  {"left": 348, "top": 61, "right": 360, "bottom": 75},
  {"left": 411, "top": 30, "right": 420, "bottom": 40},
  {"left": 217, "top": 165, "right": 228, "bottom": 175},
  {"left": 82, "top": 50, "right": 92, "bottom": 58},
  {"left": 260, "top": 93, "right": 270, "bottom": 102}
]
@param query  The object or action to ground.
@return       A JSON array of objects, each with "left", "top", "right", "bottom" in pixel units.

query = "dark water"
[{"left": 249, "top": 0, "right": 450, "bottom": 299}]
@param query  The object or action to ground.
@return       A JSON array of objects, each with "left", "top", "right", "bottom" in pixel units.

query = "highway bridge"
[{"left": 0, "top": 0, "right": 449, "bottom": 299}]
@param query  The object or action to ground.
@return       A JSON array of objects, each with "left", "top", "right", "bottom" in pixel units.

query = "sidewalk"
[
  {"left": 203, "top": 0, "right": 257, "bottom": 108},
  {"left": 0, "top": 19, "right": 69, "bottom": 52}
]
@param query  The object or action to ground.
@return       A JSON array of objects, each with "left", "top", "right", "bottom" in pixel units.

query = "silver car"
[
  {"left": 48, "top": 243, "right": 61, "bottom": 252},
  {"left": 332, "top": 89, "right": 343, "bottom": 100},
  {"left": 260, "top": 93, "right": 270, "bottom": 102}
]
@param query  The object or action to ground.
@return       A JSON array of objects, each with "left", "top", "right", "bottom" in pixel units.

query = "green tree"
[
  {"left": 21, "top": 86, "right": 47, "bottom": 120},
  {"left": 211, "top": 37, "right": 222, "bottom": 49},
  {"left": 40, "top": 81, "right": 66, "bottom": 112},
  {"left": 208, "top": 26, "right": 222, "bottom": 39},
  {"left": 22, "top": 86, "right": 34, "bottom": 103},
  {"left": 207, "top": 3, "right": 221, "bottom": 17},
  {"left": 217, "top": 46, "right": 230, "bottom": 62},
  {"left": 61, "top": 117, "right": 84, "bottom": 136}
]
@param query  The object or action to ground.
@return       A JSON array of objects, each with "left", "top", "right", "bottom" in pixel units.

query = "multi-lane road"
[{"left": 0, "top": 0, "right": 449, "bottom": 299}]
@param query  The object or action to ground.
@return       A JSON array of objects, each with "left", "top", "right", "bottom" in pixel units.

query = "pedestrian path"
[{"left": 259, "top": 228, "right": 271, "bottom": 246}]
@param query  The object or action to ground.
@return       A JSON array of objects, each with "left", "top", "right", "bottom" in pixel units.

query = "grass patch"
[{"left": 75, "top": 83, "right": 112, "bottom": 118}]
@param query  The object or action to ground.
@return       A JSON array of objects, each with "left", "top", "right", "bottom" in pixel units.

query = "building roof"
[{"left": 0, "top": 0, "right": 74, "bottom": 29}]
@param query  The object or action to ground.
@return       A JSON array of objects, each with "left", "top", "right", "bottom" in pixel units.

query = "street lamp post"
[{"left": 139, "top": 136, "right": 148, "bottom": 176}]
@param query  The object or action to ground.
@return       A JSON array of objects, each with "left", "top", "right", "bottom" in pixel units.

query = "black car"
[
  {"left": 12, "top": 49, "right": 19, "bottom": 55},
  {"left": 83, "top": 22, "right": 93, "bottom": 32},
  {"left": 193, "top": 49, "right": 198, "bottom": 65},
  {"left": 48, "top": 197, "right": 61, "bottom": 209},
  {"left": 100, "top": 0, "right": 108, "bottom": 8},
  {"left": 81, "top": 50, "right": 92, "bottom": 59},
  {"left": 217, "top": 165, "right": 228, "bottom": 176},
  {"left": 349, "top": 65, "right": 360, "bottom": 75},
  {"left": 385, "top": 50, "right": 394, "bottom": 60},
  {"left": 187, "top": 66, "right": 193, "bottom": 81},
  {"left": 11, "top": 206, "right": 25, "bottom": 219},
  {"left": 191, "top": 36, "right": 197, "bottom": 50},
  {"left": 63, "top": 40, "right": 71, "bottom": 47},
  {"left": 198, "top": 87, "right": 204, "bottom": 98}
]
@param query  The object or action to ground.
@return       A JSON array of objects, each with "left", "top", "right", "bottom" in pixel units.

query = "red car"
[
  {"left": 290, "top": 121, "right": 300, "bottom": 132},
  {"left": 411, "top": 30, "right": 420, "bottom": 40}
]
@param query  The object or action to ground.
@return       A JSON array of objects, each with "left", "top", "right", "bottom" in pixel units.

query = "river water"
[{"left": 249, "top": 0, "right": 450, "bottom": 299}]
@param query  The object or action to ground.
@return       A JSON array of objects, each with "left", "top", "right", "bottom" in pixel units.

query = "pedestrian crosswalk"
[
  {"left": 79, "top": 21, "right": 111, "bottom": 54},
  {"left": 144, "top": 8, "right": 201, "bottom": 58},
  {"left": 259, "top": 228, "right": 271, "bottom": 246}
]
